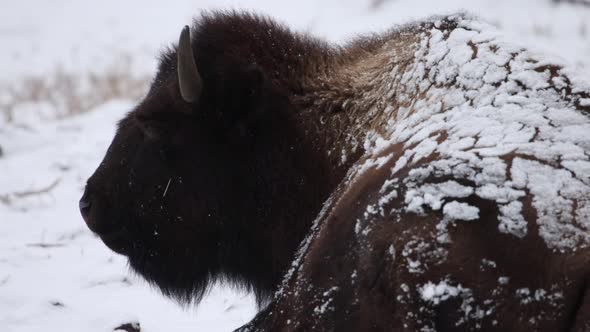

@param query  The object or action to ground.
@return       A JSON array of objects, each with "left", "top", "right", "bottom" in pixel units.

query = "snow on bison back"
[{"left": 79, "top": 11, "right": 590, "bottom": 332}]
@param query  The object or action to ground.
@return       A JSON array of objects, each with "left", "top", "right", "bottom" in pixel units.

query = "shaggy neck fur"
[{"left": 177, "top": 12, "right": 424, "bottom": 302}]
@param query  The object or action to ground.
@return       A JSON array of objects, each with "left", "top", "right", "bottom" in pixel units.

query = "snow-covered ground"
[{"left": 1, "top": 1, "right": 589, "bottom": 331}]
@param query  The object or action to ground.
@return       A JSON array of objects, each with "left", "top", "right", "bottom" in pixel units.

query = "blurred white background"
[{"left": 0, "top": 1, "right": 589, "bottom": 331}]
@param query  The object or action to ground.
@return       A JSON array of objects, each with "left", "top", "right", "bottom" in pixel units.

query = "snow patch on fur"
[{"left": 357, "top": 14, "right": 590, "bottom": 251}]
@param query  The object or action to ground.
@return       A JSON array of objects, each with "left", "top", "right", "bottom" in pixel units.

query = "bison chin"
[
  {"left": 125, "top": 247, "right": 216, "bottom": 304},
  {"left": 124, "top": 240, "right": 272, "bottom": 306},
  {"left": 97, "top": 231, "right": 130, "bottom": 255}
]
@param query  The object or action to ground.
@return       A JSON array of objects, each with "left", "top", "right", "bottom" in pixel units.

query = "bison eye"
[{"left": 159, "top": 148, "right": 173, "bottom": 163}]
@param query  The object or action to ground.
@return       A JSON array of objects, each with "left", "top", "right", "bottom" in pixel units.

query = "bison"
[{"left": 80, "top": 11, "right": 590, "bottom": 331}]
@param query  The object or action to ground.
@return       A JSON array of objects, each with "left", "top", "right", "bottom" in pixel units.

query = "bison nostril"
[
  {"left": 79, "top": 198, "right": 91, "bottom": 216},
  {"left": 79, "top": 191, "right": 92, "bottom": 220}
]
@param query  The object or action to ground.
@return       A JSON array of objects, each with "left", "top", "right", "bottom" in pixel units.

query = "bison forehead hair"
[{"left": 81, "top": 11, "right": 343, "bottom": 305}]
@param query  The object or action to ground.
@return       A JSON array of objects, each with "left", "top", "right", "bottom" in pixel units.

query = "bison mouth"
[{"left": 79, "top": 190, "right": 134, "bottom": 255}]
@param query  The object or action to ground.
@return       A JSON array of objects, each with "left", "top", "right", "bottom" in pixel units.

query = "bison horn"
[{"left": 177, "top": 25, "right": 202, "bottom": 103}]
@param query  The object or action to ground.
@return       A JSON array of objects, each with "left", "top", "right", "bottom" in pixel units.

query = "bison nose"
[{"left": 79, "top": 189, "right": 92, "bottom": 224}]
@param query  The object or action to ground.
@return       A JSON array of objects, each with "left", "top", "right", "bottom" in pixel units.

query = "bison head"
[{"left": 80, "top": 21, "right": 328, "bottom": 304}]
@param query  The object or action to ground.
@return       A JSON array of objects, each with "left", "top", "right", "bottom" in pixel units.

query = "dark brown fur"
[
  {"left": 81, "top": 11, "right": 590, "bottom": 331},
  {"left": 81, "top": 11, "right": 353, "bottom": 305}
]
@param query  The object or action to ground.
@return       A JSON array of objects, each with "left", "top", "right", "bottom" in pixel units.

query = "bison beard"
[{"left": 81, "top": 11, "right": 590, "bottom": 332}]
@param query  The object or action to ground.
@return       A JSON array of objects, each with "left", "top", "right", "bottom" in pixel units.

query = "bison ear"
[
  {"left": 229, "top": 64, "right": 268, "bottom": 121},
  {"left": 242, "top": 64, "right": 265, "bottom": 98}
]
